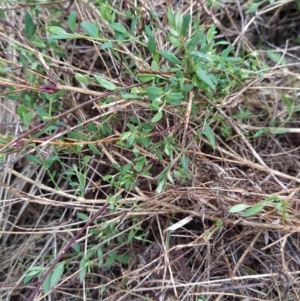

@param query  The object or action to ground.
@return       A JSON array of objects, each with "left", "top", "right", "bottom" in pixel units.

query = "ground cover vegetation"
[{"left": 1, "top": 0, "right": 300, "bottom": 300}]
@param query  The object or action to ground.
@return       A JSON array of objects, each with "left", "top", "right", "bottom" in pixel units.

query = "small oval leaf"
[
  {"left": 109, "top": 22, "right": 129, "bottom": 36},
  {"left": 228, "top": 204, "right": 250, "bottom": 213},
  {"left": 94, "top": 74, "right": 117, "bottom": 90},
  {"left": 242, "top": 203, "right": 265, "bottom": 217},
  {"left": 68, "top": 12, "right": 77, "bottom": 33},
  {"left": 148, "top": 35, "right": 156, "bottom": 55},
  {"left": 79, "top": 258, "right": 87, "bottom": 282},
  {"left": 47, "top": 26, "right": 69, "bottom": 35},
  {"left": 75, "top": 73, "right": 90, "bottom": 84},
  {"left": 160, "top": 50, "right": 181, "bottom": 65},
  {"left": 203, "top": 122, "right": 216, "bottom": 150},
  {"left": 81, "top": 21, "right": 99, "bottom": 38},
  {"left": 50, "top": 262, "right": 65, "bottom": 288},
  {"left": 151, "top": 110, "right": 163, "bottom": 123},
  {"left": 42, "top": 273, "right": 52, "bottom": 293}
]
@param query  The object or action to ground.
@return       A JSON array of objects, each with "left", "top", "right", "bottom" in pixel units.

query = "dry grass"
[{"left": 1, "top": 0, "right": 300, "bottom": 300}]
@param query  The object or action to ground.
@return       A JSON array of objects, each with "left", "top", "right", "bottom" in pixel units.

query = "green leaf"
[
  {"left": 103, "top": 175, "right": 113, "bottom": 181},
  {"left": 174, "top": 9, "right": 182, "bottom": 33},
  {"left": 275, "top": 202, "right": 282, "bottom": 211},
  {"left": 43, "top": 273, "right": 52, "bottom": 293},
  {"left": 160, "top": 50, "right": 181, "bottom": 65},
  {"left": 50, "top": 262, "right": 65, "bottom": 288},
  {"left": 246, "top": 3, "right": 261, "bottom": 14},
  {"left": 221, "top": 45, "right": 234, "bottom": 60},
  {"left": 253, "top": 128, "right": 268, "bottom": 138},
  {"left": 169, "top": 27, "right": 179, "bottom": 37},
  {"left": 47, "top": 26, "right": 77, "bottom": 40},
  {"left": 180, "top": 154, "right": 188, "bottom": 169},
  {"left": 181, "top": 13, "right": 191, "bottom": 36},
  {"left": 69, "top": 182, "right": 79, "bottom": 188},
  {"left": 137, "top": 74, "right": 156, "bottom": 82},
  {"left": 167, "top": 8, "right": 175, "bottom": 28},
  {"left": 25, "top": 11, "right": 35, "bottom": 36},
  {"left": 151, "top": 110, "right": 163, "bottom": 123},
  {"left": 127, "top": 228, "right": 135, "bottom": 244},
  {"left": 47, "top": 26, "right": 70, "bottom": 36},
  {"left": 100, "top": 6, "right": 114, "bottom": 22},
  {"left": 166, "top": 93, "right": 184, "bottom": 101},
  {"left": 23, "top": 267, "right": 44, "bottom": 285},
  {"left": 88, "top": 144, "right": 102, "bottom": 155},
  {"left": 147, "top": 86, "right": 164, "bottom": 101},
  {"left": 207, "top": 25, "right": 216, "bottom": 44},
  {"left": 116, "top": 253, "right": 130, "bottom": 264},
  {"left": 167, "top": 170, "right": 174, "bottom": 184},
  {"left": 203, "top": 122, "right": 216, "bottom": 149},
  {"left": 131, "top": 15, "right": 138, "bottom": 34},
  {"left": 191, "top": 51, "right": 215, "bottom": 63},
  {"left": 94, "top": 74, "right": 117, "bottom": 90},
  {"left": 156, "top": 149, "right": 163, "bottom": 160},
  {"left": 267, "top": 51, "right": 286, "bottom": 65},
  {"left": 180, "top": 83, "right": 194, "bottom": 91},
  {"left": 282, "top": 94, "right": 293, "bottom": 112},
  {"left": 187, "top": 29, "right": 203, "bottom": 51},
  {"left": 45, "top": 155, "right": 59, "bottom": 165},
  {"left": 144, "top": 25, "right": 153, "bottom": 38},
  {"left": 106, "top": 251, "right": 117, "bottom": 267},
  {"left": 79, "top": 258, "right": 87, "bottom": 282},
  {"left": 263, "top": 195, "right": 282, "bottom": 203},
  {"left": 84, "top": 155, "right": 91, "bottom": 165},
  {"left": 75, "top": 73, "right": 90, "bottom": 84},
  {"left": 68, "top": 132, "right": 87, "bottom": 140},
  {"left": 101, "top": 41, "right": 112, "bottom": 49},
  {"left": 134, "top": 157, "right": 146, "bottom": 172},
  {"left": 26, "top": 154, "right": 42, "bottom": 165},
  {"left": 81, "top": 126, "right": 96, "bottom": 136},
  {"left": 242, "top": 203, "right": 265, "bottom": 217},
  {"left": 30, "top": 37, "right": 46, "bottom": 48},
  {"left": 72, "top": 242, "right": 80, "bottom": 253},
  {"left": 81, "top": 21, "right": 99, "bottom": 38},
  {"left": 164, "top": 143, "right": 173, "bottom": 157},
  {"left": 156, "top": 178, "right": 166, "bottom": 193},
  {"left": 18, "top": 105, "right": 34, "bottom": 126},
  {"left": 97, "top": 247, "right": 104, "bottom": 267},
  {"left": 120, "top": 93, "right": 141, "bottom": 99},
  {"left": 151, "top": 97, "right": 163, "bottom": 110},
  {"left": 68, "top": 12, "right": 77, "bottom": 33},
  {"left": 271, "top": 129, "right": 289, "bottom": 134},
  {"left": 148, "top": 35, "right": 156, "bottom": 54},
  {"left": 102, "top": 122, "right": 112, "bottom": 135},
  {"left": 18, "top": 104, "right": 27, "bottom": 118},
  {"left": 196, "top": 66, "right": 216, "bottom": 90},
  {"left": 77, "top": 212, "right": 89, "bottom": 221},
  {"left": 166, "top": 93, "right": 183, "bottom": 105},
  {"left": 168, "top": 35, "right": 182, "bottom": 47},
  {"left": 147, "top": 87, "right": 164, "bottom": 95},
  {"left": 151, "top": 60, "right": 159, "bottom": 71},
  {"left": 228, "top": 204, "right": 250, "bottom": 213},
  {"left": 109, "top": 22, "right": 129, "bottom": 36},
  {"left": 121, "top": 131, "right": 132, "bottom": 141},
  {"left": 128, "top": 133, "right": 135, "bottom": 146}
]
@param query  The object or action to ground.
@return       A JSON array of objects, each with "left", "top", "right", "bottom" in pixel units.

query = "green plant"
[
  {"left": 229, "top": 195, "right": 289, "bottom": 223},
  {"left": 2, "top": 2, "right": 281, "bottom": 300},
  {"left": 8, "top": 7, "right": 255, "bottom": 292}
]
